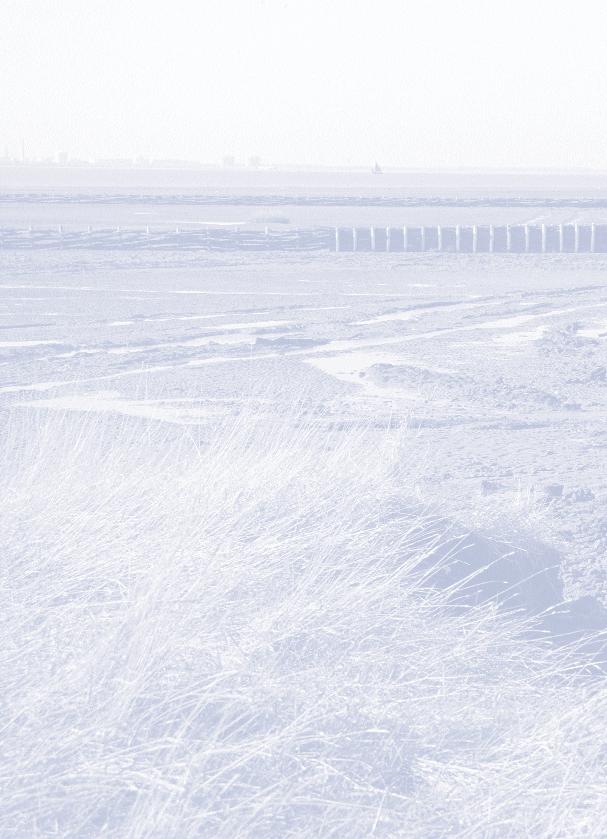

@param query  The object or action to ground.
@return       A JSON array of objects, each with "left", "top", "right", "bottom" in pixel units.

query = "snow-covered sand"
[
  {"left": 1, "top": 247, "right": 605, "bottom": 600},
  {"left": 2, "top": 196, "right": 607, "bottom": 834}
]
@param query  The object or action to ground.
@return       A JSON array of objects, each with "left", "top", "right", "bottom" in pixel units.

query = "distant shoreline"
[{"left": 3, "top": 166, "right": 607, "bottom": 199}]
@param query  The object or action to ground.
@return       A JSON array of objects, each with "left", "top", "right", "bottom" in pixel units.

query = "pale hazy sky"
[{"left": 2, "top": 0, "right": 607, "bottom": 168}]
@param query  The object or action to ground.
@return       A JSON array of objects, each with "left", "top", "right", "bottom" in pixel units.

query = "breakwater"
[
  {"left": 335, "top": 224, "right": 607, "bottom": 252},
  {"left": 1, "top": 224, "right": 606, "bottom": 253}
]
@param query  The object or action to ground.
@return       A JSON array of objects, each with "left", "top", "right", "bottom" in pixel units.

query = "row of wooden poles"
[
  {"left": 334, "top": 224, "right": 607, "bottom": 253},
  {"left": 0, "top": 225, "right": 334, "bottom": 252}
]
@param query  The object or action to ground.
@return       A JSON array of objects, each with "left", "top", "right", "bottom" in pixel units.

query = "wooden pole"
[
  {"left": 437, "top": 226, "right": 443, "bottom": 251},
  {"left": 335, "top": 228, "right": 340, "bottom": 252},
  {"left": 352, "top": 227, "right": 358, "bottom": 252},
  {"left": 591, "top": 223, "right": 596, "bottom": 253},
  {"left": 403, "top": 226, "right": 408, "bottom": 252},
  {"left": 524, "top": 225, "right": 530, "bottom": 252},
  {"left": 489, "top": 225, "right": 494, "bottom": 252},
  {"left": 386, "top": 226, "right": 391, "bottom": 252},
  {"left": 559, "top": 224, "right": 564, "bottom": 252},
  {"left": 455, "top": 225, "right": 461, "bottom": 252},
  {"left": 370, "top": 226, "right": 376, "bottom": 251},
  {"left": 541, "top": 225, "right": 547, "bottom": 253},
  {"left": 420, "top": 226, "right": 426, "bottom": 251},
  {"left": 574, "top": 224, "right": 580, "bottom": 253},
  {"left": 472, "top": 225, "right": 478, "bottom": 253},
  {"left": 506, "top": 225, "right": 512, "bottom": 252}
]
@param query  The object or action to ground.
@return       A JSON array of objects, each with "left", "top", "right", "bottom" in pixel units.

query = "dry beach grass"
[{"left": 2, "top": 406, "right": 607, "bottom": 837}]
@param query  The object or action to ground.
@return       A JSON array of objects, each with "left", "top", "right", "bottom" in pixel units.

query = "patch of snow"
[
  {"left": 0, "top": 340, "right": 62, "bottom": 348},
  {"left": 305, "top": 350, "right": 417, "bottom": 398},
  {"left": 493, "top": 326, "right": 548, "bottom": 345},
  {"left": 578, "top": 320, "right": 607, "bottom": 339},
  {"left": 19, "top": 392, "right": 221, "bottom": 423}
]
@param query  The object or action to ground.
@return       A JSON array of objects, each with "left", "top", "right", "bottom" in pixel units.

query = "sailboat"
[{"left": 371, "top": 161, "right": 383, "bottom": 175}]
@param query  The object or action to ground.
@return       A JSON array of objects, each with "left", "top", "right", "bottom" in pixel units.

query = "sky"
[{"left": 2, "top": 0, "right": 607, "bottom": 169}]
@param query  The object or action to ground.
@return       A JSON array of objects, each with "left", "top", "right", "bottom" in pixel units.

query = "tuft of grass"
[{"left": 1, "top": 407, "right": 606, "bottom": 837}]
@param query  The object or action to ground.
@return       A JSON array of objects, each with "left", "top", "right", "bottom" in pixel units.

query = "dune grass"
[{"left": 1, "top": 406, "right": 606, "bottom": 837}]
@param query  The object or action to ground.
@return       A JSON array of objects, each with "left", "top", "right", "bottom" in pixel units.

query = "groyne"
[
  {"left": 1, "top": 224, "right": 606, "bottom": 253},
  {"left": 335, "top": 224, "right": 607, "bottom": 253}
]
